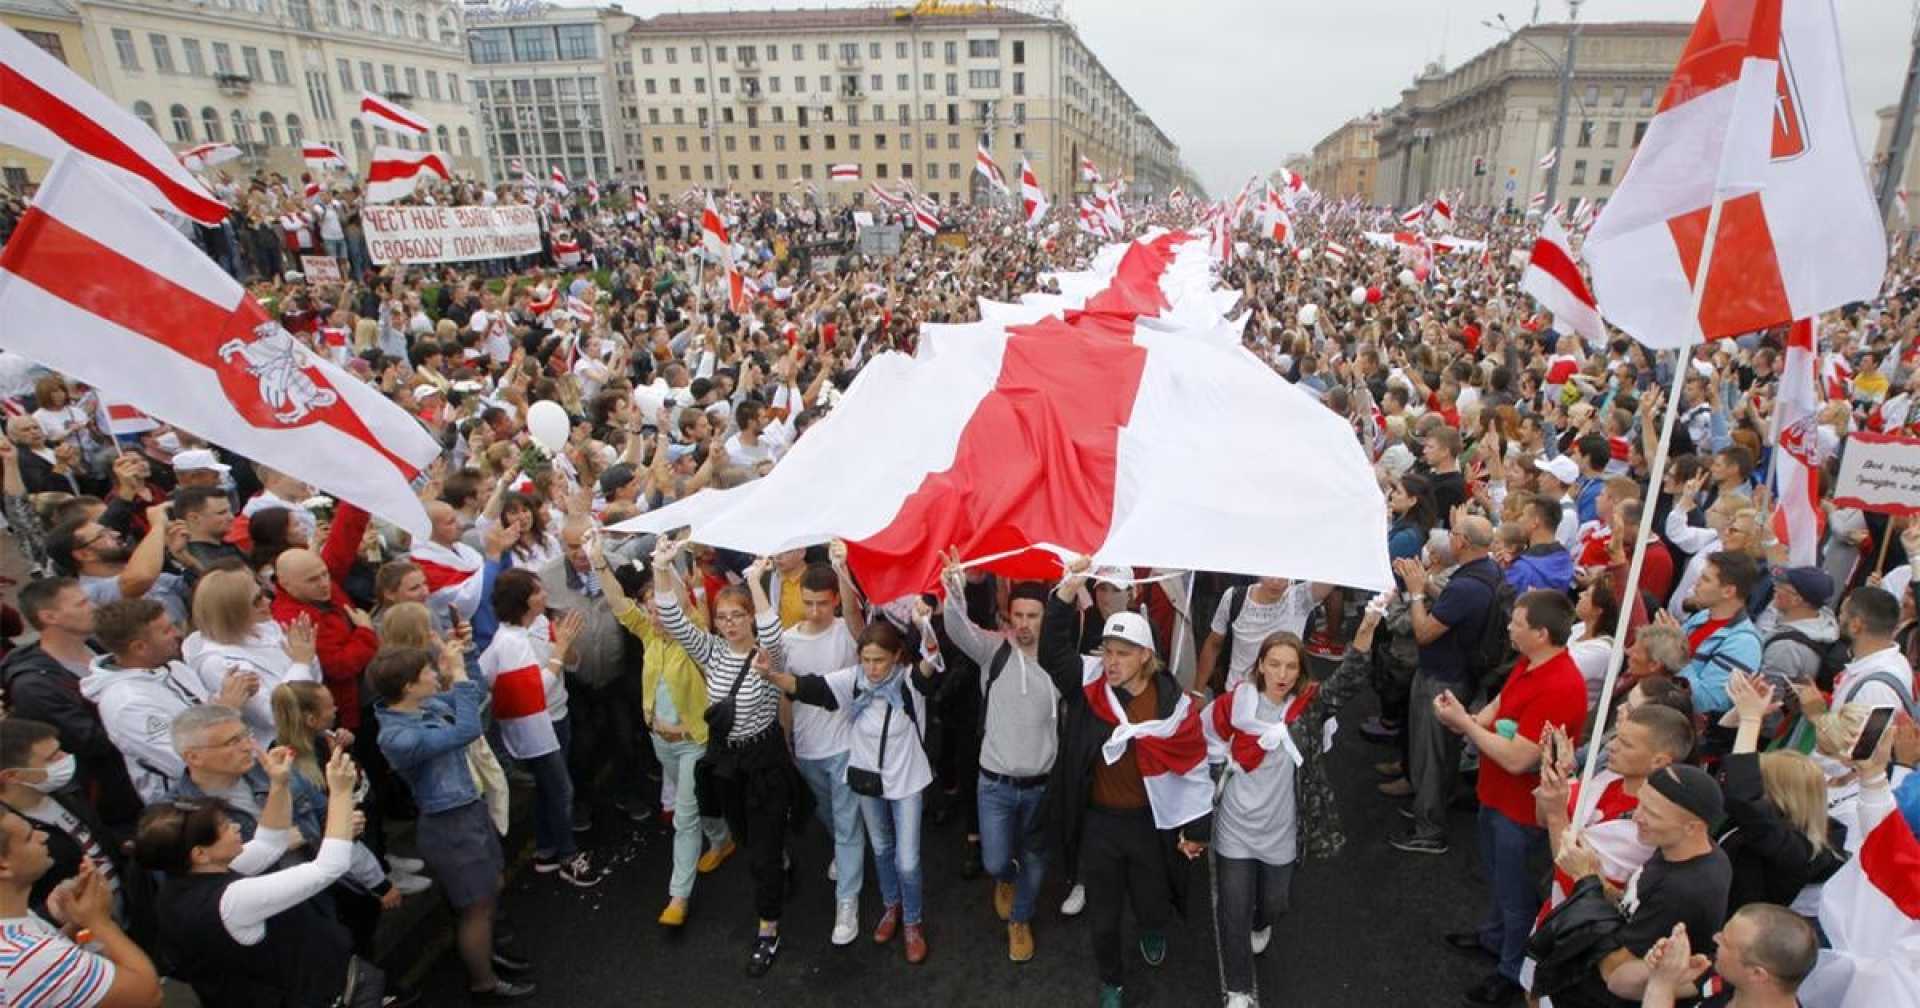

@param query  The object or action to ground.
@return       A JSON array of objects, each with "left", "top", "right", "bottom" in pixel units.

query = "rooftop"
[
  {"left": 0, "top": 0, "right": 79, "bottom": 21},
  {"left": 626, "top": 4, "right": 1054, "bottom": 35}
]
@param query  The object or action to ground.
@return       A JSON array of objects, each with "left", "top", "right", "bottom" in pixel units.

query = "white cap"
[
  {"left": 412, "top": 384, "right": 444, "bottom": 399},
  {"left": 171, "top": 448, "right": 230, "bottom": 473},
  {"left": 1091, "top": 566, "right": 1131, "bottom": 587},
  {"left": 1102, "top": 612, "right": 1155, "bottom": 653},
  {"left": 1535, "top": 455, "right": 1579, "bottom": 484}
]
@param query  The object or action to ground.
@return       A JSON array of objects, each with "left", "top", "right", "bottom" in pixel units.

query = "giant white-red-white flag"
[
  {"left": 359, "top": 91, "right": 430, "bottom": 136},
  {"left": 0, "top": 155, "right": 440, "bottom": 535},
  {"left": 1521, "top": 217, "right": 1605, "bottom": 349},
  {"left": 1585, "top": 0, "right": 1886, "bottom": 348},
  {"left": 1020, "top": 158, "right": 1049, "bottom": 228},
  {"left": 1805, "top": 782, "right": 1920, "bottom": 1008},
  {"left": 976, "top": 142, "right": 1009, "bottom": 195},
  {"left": 365, "top": 147, "right": 449, "bottom": 203},
  {"left": 0, "top": 24, "right": 228, "bottom": 223},
  {"left": 1770, "top": 318, "right": 1829, "bottom": 564},
  {"left": 609, "top": 230, "right": 1392, "bottom": 601}
]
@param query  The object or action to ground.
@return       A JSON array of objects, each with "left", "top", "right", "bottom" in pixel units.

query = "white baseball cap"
[
  {"left": 1102, "top": 612, "right": 1155, "bottom": 653},
  {"left": 1535, "top": 455, "right": 1579, "bottom": 484},
  {"left": 171, "top": 448, "right": 230, "bottom": 474}
]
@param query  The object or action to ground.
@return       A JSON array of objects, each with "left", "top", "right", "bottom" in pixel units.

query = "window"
[
  {"left": 703, "top": 165, "right": 713, "bottom": 181},
  {"left": 1576, "top": 119, "right": 1594, "bottom": 147},
  {"left": 674, "top": 136, "right": 687, "bottom": 152},
  {"left": 840, "top": 42, "right": 858, "bottom": 64},
  {"left": 896, "top": 41, "right": 907, "bottom": 59},
  {"left": 668, "top": 78, "right": 680, "bottom": 94},
  {"left": 336, "top": 58, "right": 352, "bottom": 90},
  {"left": 968, "top": 70, "right": 999, "bottom": 88},
  {"left": 923, "top": 103, "right": 934, "bottom": 120},
  {"left": 948, "top": 162, "right": 960, "bottom": 180},
  {"left": 1571, "top": 159, "right": 1588, "bottom": 185},
  {"left": 212, "top": 42, "right": 233, "bottom": 75},
  {"left": 284, "top": 114, "right": 303, "bottom": 145},
  {"left": 242, "top": 47, "right": 261, "bottom": 81},
  {"left": 458, "top": 127, "right": 471, "bottom": 157},
  {"left": 1012, "top": 103, "right": 1025, "bottom": 125},
  {"left": 769, "top": 76, "right": 781, "bottom": 93},
  {"left": 679, "top": 165, "right": 691, "bottom": 180},
  {"left": 1613, "top": 85, "right": 1627, "bottom": 107},
  {"left": 648, "top": 108, "right": 660, "bottom": 124},
  {"left": 719, "top": 78, "right": 730, "bottom": 94},
  {"left": 132, "top": 100, "right": 157, "bottom": 132},
  {"left": 1604, "top": 121, "right": 1621, "bottom": 147},
  {"left": 867, "top": 42, "right": 879, "bottom": 59},
  {"left": 723, "top": 135, "right": 735, "bottom": 152},
  {"left": 672, "top": 108, "right": 684, "bottom": 124},
  {"left": 169, "top": 104, "right": 192, "bottom": 140},
  {"left": 922, "top": 41, "right": 932, "bottom": 58},
  {"left": 715, "top": 46, "right": 727, "bottom": 62},
  {"left": 1012, "top": 131, "right": 1024, "bottom": 147},
  {"left": 112, "top": 29, "right": 139, "bottom": 70},
  {"left": 258, "top": 111, "right": 278, "bottom": 146},
  {"left": 511, "top": 26, "right": 555, "bottom": 62},
  {"left": 922, "top": 73, "right": 934, "bottom": 90},
  {"left": 799, "top": 134, "right": 810, "bottom": 151},
  {"left": 269, "top": 50, "right": 289, "bottom": 85},
  {"left": 426, "top": 69, "right": 441, "bottom": 101},
  {"left": 773, "top": 106, "right": 783, "bottom": 123},
  {"left": 748, "top": 134, "right": 760, "bottom": 151},
  {"left": 17, "top": 29, "right": 64, "bottom": 63},
  {"left": 449, "top": 75, "right": 460, "bottom": 101},
  {"left": 824, "top": 135, "right": 835, "bottom": 150},
  {"left": 349, "top": 118, "right": 366, "bottom": 153},
  {"left": 774, "top": 134, "right": 785, "bottom": 150},
  {"left": 945, "top": 73, "right": 957, "bottom": 96},
  {"left": 900, "top": 132, "right": 911, "bottom": 149},
  {"left": 359, "top": 61, "right": 374, "bottom": 91},
  {"left": 767, "top": 45, "right": 777, "bottom": 61},
  {"left": 876, "top": 163, "right": 887, "bottom": 178},
  {"left": 369, "top": 4, "right": 384, "bottom": 32},
  {"left": 721, "top": 107, "right": 733, "bottom": 123},
  {"left": 848, "top": 135, "right": 859, "bottom": 150},
  {"left": 1582, "top": 83, "right": 1599, "bottom": 106},
  {"left": 694, "top": 77, "right": 705, "bottom": 94},
  {"left": 1632, "top": 120, "right": 1649, "bottom": 146},
  {"left": 200, "top": 106, "right": 223, "bottom": 141},
  {"left": 556, "top": 24, "right": 598, "bottom": 61},
  {"left": 968, "top": 39, "right": 999, "bottom": 58},
  {"left": 645, "top": 78, "right": 657, "bottom": 94},
  {"left": 944, "top": 41, "right": 956, "bottom": 65},
  {"left": 1598, "top": 161, "right": 1615, "bottom": 185},
  {"left": 1013, "top": 40, "right": 1025, "bottom": 64},
  {"left": 382, "top": 65, "right": 396, "bottom": 92},
  {"left": 183, "top": 39, "right": 206, "bottom": 76},
  {"left": 817, "top": 43, "right": 828, "bottom": 60},
  {"left": 927, "top": 163, "right": 938, "bottom": 179},
  {"left": 776, "top": 163, "right": 788, "bottom": 180},
  {"left": 690, "top": 46, "right": 702, "bottom": 62},
  {"left": 925, "top": 131, "right": 936, "bottom": 149},
  {"left": 468, "top": 29, "right": 508, "bottom": 64},
  {"left": 347, "top": 1, "right": 361, "bottom": 28},
  {"left": 148, "top": 34, "right": 173, "bottom": 73},
  {"left": 415, "top": 13, "right": 427, "bottom": 39},
  {"left": 1639, "top": 85, "right": 1656, "bottom": 108},
  {"left": 405, "top": 67, "right": 418, "bottom": 96}
]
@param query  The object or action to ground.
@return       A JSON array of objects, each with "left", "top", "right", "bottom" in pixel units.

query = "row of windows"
[
  {"left": 468, "top": 25, "right": 601, "bottom": 65},
  {"left": 638, "top": 69, "right": 1023, "bottom": 98},
  {"left": 646, "top": 130, "right": 1023, "bottom": 156},
  {"left": 490, "top": 156, "right": 612, "bottom": 181},
  {"left": 132, "top": 99, "right": 473, "bottom": 157},
  {"left": 1574, "top": 118, "right": 1651, "bottom": 149},
  {"left": 109, "top": 29, "right": 290, "bottom": 84},
  {"left": 481, "top": 76, "right": 601, "bottom": 105},
  {"left": 331, "top": 58, "right": 460, "bottom": 104},
  {"left": 1582, "top": 83, "right": 1658, "bottom": 110},
  {"left": 487, "top": 128, "right": 608, "bottom": 158},
  {"left": 634, "top": 101, "right": 1025, "bottom": 130},
  {"left": 650, "top": 160, "right": 972, "bottom": 185},
  {"left": 301, "top": 0, "right": 457, "bottom": 45},
  {"left": 634, "top": 37, "right": 1027, "bottom": 68},
  {"left": 1566, "top": 158, "right": 1618, "bottom": 187}
]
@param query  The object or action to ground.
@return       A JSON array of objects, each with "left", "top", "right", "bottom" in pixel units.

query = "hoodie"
[
  {"left": 79, "top": 656, "right": 211, "bottom": 802},
  {"left": 1506, "top": 542, "right": 1576, "bottom": 594},
  {"left": 0, "top": 643, "right": 144, "bottom": 829},
  {"left": 181, "top": 624, "right": 317, "bottom": 748},
  {"left": 1759, "top": 610, "right": 1841, "bottom": 689}
]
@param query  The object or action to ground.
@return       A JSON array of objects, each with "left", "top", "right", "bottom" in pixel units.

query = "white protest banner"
[
  {"left": 1832, "top": 432, "right": 1920, "bottom": 516},
  {"left": 299, "top": 255, "right": 342, "bottom": 283},
  {"left": 361, "top": 204, "right": 541, "bottom": 265}
]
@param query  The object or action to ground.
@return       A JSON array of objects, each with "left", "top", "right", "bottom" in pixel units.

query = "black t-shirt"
[
  {"left": 1561, "top": 846, "right": 1733, "bottom": 1008},
  {"left": 1429, "top": 469, "right": 1467, "bottom": 526}
]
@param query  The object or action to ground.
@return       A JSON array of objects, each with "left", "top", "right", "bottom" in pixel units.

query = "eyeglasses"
[
  {"left": 73, "top": 528, "right": 119, "bottom": 552},
  {"left": 192, "top": 730, "right": 253, "bottom": 753}
]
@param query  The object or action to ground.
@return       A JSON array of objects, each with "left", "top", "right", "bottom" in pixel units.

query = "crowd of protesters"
[{"left": 0, "top": 164, "right": 1913, "bottom": 1008}]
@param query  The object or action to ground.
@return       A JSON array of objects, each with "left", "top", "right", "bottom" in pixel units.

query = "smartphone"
[{"left": 1851, "top": 706, "right": 1898, "bottom": 761}]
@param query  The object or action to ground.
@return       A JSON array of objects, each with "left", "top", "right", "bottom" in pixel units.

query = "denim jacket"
[
  {"left": 375, "top": 680, "right": 487, "bottom": 815},
  {"left": 174, "top": 766, "right": 326, "bottom": 848}
]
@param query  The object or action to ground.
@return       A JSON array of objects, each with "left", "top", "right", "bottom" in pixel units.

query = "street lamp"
[{"left": 1486, "top": 3, "right": 1584, "bottom": 209}]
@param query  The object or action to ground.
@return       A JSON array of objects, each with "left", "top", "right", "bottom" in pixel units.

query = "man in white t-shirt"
[
  {"left": 1833, "top": 587, "right": 1916, "bottom": 711},
  {"left": 1197, "top": 577, "right": 1332, "bottom": 693},
  {"left": 771, "top": 548, "right": 867, "bottom": 946}
]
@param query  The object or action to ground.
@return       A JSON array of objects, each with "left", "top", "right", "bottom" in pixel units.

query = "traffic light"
[{"left": 1473, "top": 156, "right": 1487, "bottom": 177}]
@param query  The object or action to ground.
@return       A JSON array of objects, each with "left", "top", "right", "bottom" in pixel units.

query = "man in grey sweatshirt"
[{"left": 1759, "top": 566, "right": 1840, "bottom": 692}]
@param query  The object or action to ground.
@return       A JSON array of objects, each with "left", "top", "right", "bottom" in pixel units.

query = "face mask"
[
  {"left": 26, "top": 753, "right": 75, "bottom": 794},
  {"left": 156, "top": 431, "right": 183, "bottom": 454}
]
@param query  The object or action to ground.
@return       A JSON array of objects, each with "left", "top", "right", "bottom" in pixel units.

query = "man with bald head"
[
  {"left": 411, "top": 500, "right": 517, "bottom": 657},
  {"left": 270, "top": 500, "right": 378, "bottom": 736},
  {"left": 1387, "top": 511, "right": 1502, "bottom": 856}
]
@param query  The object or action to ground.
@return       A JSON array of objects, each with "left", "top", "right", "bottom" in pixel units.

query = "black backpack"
[
  {"left": 1765, "top": 628, "right": 1851, "bottom": 692},
  {"left": 1455, "top": 562, "right": 1517, "bottom": 682},
  {"left": 1212, "top": 587, "right": 1250, "bottom": 685}
]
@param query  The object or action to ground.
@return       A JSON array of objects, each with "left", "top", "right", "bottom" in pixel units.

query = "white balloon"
[
  {"left": 1298, "top": 303, "right": 1320, "bottom": 327},
  {"left": 527, "top": 399, "right": 571, "bottom": 453},
  {"left": 1398, "top": 268, "right": 1418, "bottom": 288},
  {"left": 1351, "top": 286, "right": 1368, "bottom": 305}
]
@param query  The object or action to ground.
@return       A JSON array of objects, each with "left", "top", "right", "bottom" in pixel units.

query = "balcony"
[
  {"left": 839, "top": 84, "right": 866, "bottom": 102},
  {"left": 214, "top": 72, "right": 251, "bottom": 96},
  {"left": 835, "top": 52, "right": 862, "bottom": 71},
  {"left": 383, "top": 90, "right": 413, "bottom": 104},
  {"left": 736, "top": 58, "right": 760, "bottom": 75},
  {"left": 740, "top": 86, "right": 766, "bottom": 104}
]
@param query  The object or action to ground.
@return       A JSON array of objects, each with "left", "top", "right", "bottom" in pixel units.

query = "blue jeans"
[
  {"left": 795, "top": 750, "right": 865, "bottom": 902},
  {"left": 527, "top": 715, "right": 576, "bottom": 862},
  {"left": 653, "top": 735, "right": 729, "bottom": 899},
  {"left": 323, "top": 237, "right": 348, "bottom": 263},
  {"left": 1476, "top": 806, "right": 1547, "bottom": 983},
  {"left": 977, "top": 772, "right": 1048, "bottom": 923},
  {"left": 860, "top": 789, "right": 924, "bottom": 925}
]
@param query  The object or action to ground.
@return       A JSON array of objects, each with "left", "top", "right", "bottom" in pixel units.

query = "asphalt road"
[{"left": 405, "top": 676, "right": 1504, "bottom": 1008}]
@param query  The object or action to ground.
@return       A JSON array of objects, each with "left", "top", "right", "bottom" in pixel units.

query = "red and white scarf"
[
  {"left": 410, "top": 539, "right": 486, "bottom": 619},
  {"left": 1081, "top": 659, "right": 1210, "bottom": 830},
  {"left": 1204, "top": 681, "right": 1317, "bottom": 772},
  {"left": 1519, "top": 769, "right": 1651, "bottom": 992}
]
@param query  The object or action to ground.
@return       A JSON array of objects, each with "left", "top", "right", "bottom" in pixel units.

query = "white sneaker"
[
  {"left": 389, "top": 870, "right": 432, "bottom": 896},
  {"left": 1060, "top": 883, "right": 1086, "bottom": 917},
  {"left": 828, "top": 860, "right": 838, "bottom": 883},
  {"left": 831, "top": 898, "right": 859, "bottom": 946},
  {"left": 1250, "top": 926, "right": 1271, "bottom": 956},
  {"left": 386, "top": 855, "right": 426, "bottom": 875},
  {"left": 1225, "top": 993, "right": 1256, "bottom": 1008}
]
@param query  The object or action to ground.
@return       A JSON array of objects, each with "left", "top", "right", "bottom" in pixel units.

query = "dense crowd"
[{"left": 0, "top": 165, "right": 1914, "bottom": 1008}]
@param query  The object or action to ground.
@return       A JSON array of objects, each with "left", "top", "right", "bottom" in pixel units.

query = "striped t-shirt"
[
  {"left": 0, "top": 914, "right": 114, "bottom": 1008},
  {"left": 657, "top": 594, "right": 784, "bottom": 743}
]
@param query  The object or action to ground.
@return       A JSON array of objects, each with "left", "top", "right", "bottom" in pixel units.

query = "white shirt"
[
  {"left": 782, "top": 619, "right": 859, "bottom": 760},
  {"left": 1834, "top": 645, "right": 1914, "bottom": 710},
  {"left": 816, "top": 666, "right": 933, "bottom": 801},
  {"left": 1211, "top": 583, "right": 1318, "bottom": 691}
]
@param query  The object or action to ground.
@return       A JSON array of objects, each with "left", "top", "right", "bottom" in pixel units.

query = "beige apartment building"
[
  {"left": 65, "top": 0, "right": 483, "bottom": 182},
  {"left": 1370, "top": 20, "right": 1688, "bottom": 210},
  {"left": 616, "top": 3, "right": 1183, "bottom": 207},
  {"left": 1306, "top": 113, "right": 1378, "bottom": 200},
  {"left": 0, "top": 0, "right": 96, "bottom": 192}
]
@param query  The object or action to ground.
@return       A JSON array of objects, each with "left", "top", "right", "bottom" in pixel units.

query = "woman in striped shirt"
[{"left": 651, "top": 538, "right": 799, "bottom": 979}]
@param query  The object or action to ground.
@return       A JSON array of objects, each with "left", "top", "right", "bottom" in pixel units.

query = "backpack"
[
  {"left": 1455, "top": 561, "right": 1517, "bottom": 682},
  {"left": 1839, "top": 667, "right": 1920, "bottom": 724},
  {"left": 1764, "top": 628, "right": 1851, "bottom": 693},
  {"left": 1211, "top": 587, "right": 1251, "bottom": 688},
  {"left": 974, "top": 644, "right": 1015, "bottom": 736}
]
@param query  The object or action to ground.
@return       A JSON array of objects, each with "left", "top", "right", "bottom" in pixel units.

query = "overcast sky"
[{"left": 580, "top": 0, "right": 1916, "bottom": 196}]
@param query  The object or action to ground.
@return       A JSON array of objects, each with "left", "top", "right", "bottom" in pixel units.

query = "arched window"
[
  {"left": 349, "top": 118, "right": 367, "bottom": 155},
  {"left": 169, "top": 104, "right": 192, "bottom": 142},
  {"left": 200, "top": 106, "right": 223, "bottom": 142},
  {"left": 369, "top": 4, "right": 384, "bottom": 32},
  {"left": 230, "top": 109, "right": 252, "bottom": 145},
  {"left": 436, "top": 124, "right": 450, "bottom": 153},
  {"left": 457, "top": 126, "right": 471, "bottom": 157},
  {"left": 132, "top": 101, "right": 157, "bottom": 134},
  {"left": 258, "top": 111, "right": 278, "bottom": 147},
  {"left": 346, "top": 1, "right": 362, "bottom": 28},
  {"left": 437, "top": 13, "right": 453, "bottom": 43},
  {"left": 414, "top": 13, "right": 427, "bottom": 38},
  {"left": 284, "top": 114, "right": 304, "bottom": 147}
]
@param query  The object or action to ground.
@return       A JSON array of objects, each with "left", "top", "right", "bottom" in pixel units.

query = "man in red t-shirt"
[{"left": 1431, "top": 590, "right": 1589, "bottom": 1006}]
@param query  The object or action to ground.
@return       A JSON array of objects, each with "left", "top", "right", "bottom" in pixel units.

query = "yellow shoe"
[
  {"left": 993, "top": 881, "right": 1015, "bottom": 922},
  {"left": 1008, "top": 922, "right": 1035, "bottom": 963},
  {"left": 658, "top": 899, "right": 687, "bottom": 927},
  {"left": 697, "top": 840, "right": 737, "bottom": 874}
]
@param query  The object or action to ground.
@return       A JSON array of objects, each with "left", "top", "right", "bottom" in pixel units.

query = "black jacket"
[
  {"left": 0, "top": 643, "right": 143, "bottom": 834},
  {"left": 1714, "top": 751, "right": 1847, "bottom": 912},
  {"left": 16, "top": 789, "right": 157, "bottom": 946},
  {"left": 1038, "top": 595, "right": 1210, "bottom": 914}
]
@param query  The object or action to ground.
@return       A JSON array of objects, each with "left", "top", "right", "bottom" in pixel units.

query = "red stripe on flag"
[
  {"left": 367, "top": 155, "right": 448, "bottom": 183},
  {"left": 0, "top": 208, "right": 418, "bottom": 478},
  {"left": 1657, "top": 0, "right": 1784, "bottom": 113},
  {"left": 1858, "top": 809, "right": 1920, "bottom": 919},
  {"left": 1667, "top": 191, "right": 1792, "bottom": 340},
  {"left": 491, "top": 664, "right": 548, "bottom": 720},
  {"left": 412, "top": 556, "right": 476, "bottom": 593},
  {"left": 0, "top": 64, "right": 227, "bottom": 224},
  {"left": 1529, "top": 234, "right": 1598, "bottom": 308}
]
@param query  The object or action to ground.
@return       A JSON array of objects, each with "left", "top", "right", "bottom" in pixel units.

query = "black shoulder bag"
[{"left": 846, "top": 690, "right": 920, "bottom": 798}]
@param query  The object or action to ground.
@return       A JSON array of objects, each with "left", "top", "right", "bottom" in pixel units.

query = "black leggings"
[{"left": 1213, "top": 855, "right": 1293, "bottom": 995}]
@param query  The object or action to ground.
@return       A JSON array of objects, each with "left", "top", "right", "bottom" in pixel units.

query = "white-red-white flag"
[
  {"left": 1770, "top": 318, "right": 1828, "bottom": 564},
  {"left": 869, "top": 182, "right": 907, "bottom": 209},
  {"left": 976, "top": 142, "right": 1009, "bottom": 195},
  {"left": 0, "top": 155, "right": 439, "bottom": 535},
  {"left": 302, "top": 143, "right": 347, "bottom": 172},
  {"left": 1080, "top": 154, "right": 1101, "bottom": 184},
  {"left": 178, "top": 142, "right": 242, "bottom": 171},
  {"left": 548, "top": 166, "right": 567, "bottom": 194},
  {"left": 1586, "top": 0, "right": 1885, "bottom": 349},
  {"left": 1521, "top": 217, "right": 1604, "bottom": 349},
  {"left": 1808, "top": 790, "right": 1920, "bottom": 1008},
  {"left": 586, "top": 180, "right": 600, "bottom": 206},
  {"left": 360, "top": 91, "right": 429, "bottom": 136},
  {"left": 1324, "top": 241, "right": 1349, "bottom": 264},
  {"left": 701, "top": 192, "right": 731, "bottom": 263},
  {"left": 1399, "top": 204, "right": 1427, "bottom": 228},
  {"left": 1020, "top": 157, "right": 1049, "bottom": 228},
  {"left": 93, "top": 393, "right": 157, "bottom": 436},
  {"left": 0, "top": 25, "right": 227, "bottom": 223},
  {"left": 829, "top": 163, "right": 861, "bottom": 181},
  {"left": 1530, "top": 191, "right": 1548, "bottom": 211},
  {"left": 365, "top": 146, "right": 449, "bottom": 203},
  {"left": 1538, "top": 147, "right": 1558, "bottom": 171},
  {"left": 911, "top": 202, "right": 941, "bottom": 236},
  {"left": 1429, "top": 197, "right": 1454, "bottom": 232}
]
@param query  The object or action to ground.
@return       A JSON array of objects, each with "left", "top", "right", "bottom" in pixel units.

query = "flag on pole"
[
  {"left": 508, "top": 157, "right": 525, "bottom": 177},
  {"left": 1810, "top": 782, "right": 1920, "bottom": 1008},
  {"left": 829, "top": 163, "right": 861, "bottom": 181},
  {"left": 1080, "top": 155, "right": 1101, "bottom": 184},
  {"left": 869, "top": 182, "right": 907, "bottom": 208},
  {"left": 359, "top": 91, "right": 430, "bottom": 136},
  {"left": 365, "top": 147, "right": 449, "bottom": 203},
  {"left": 1530, "top": 191, "right": 1548, "bottom": 211},
  {"left": 548, "top": 166, "right": 568, "bottom": 194},
  {"left": 701, "top": 191, "right": 731, "bottom": 263},
  {"left": 178, "top": 142, "right": 243, "bottom": 171},
  {"left": 302, "top": 143, "right": 348, "bottom": 172},
  {"left": 1770, "top": 318, "right": 1828, "bottom": 564},
  {"left": 911, "top": 201, "right": 941, "bottom": 236},
  {"left": 1521, "top": 217, "right": 1604, "bottom": 349},
  {"left": 1324, "top": 241, "right": 1349, "bottom": 264},
  {"left": 1399, "top": 204, "right": 1427, "bottom": 228},
  {"left": 586, "top": 180, "right": 600, "bottom": 206},
  {"left": 1168, "top": 186, "right": 1186, "bottom": 205},
  {"left": 976, "top": 142, "right": 1009, "bottom": 195},
  {"left": 0, "top": 154, "right": 439, "bottom": 535},
  {"left": 1020, "top": 157, "right": 1049, "bottom": 228},
  {"left": 1538, "top": 147, "right": 1558, "bottom": 171},
  {"left": 1429, "top": 197, "right": 1454, "bottom": 232},
  {"left": 93, "top": 394, "right": 157, "bottom": 437},
  {"left": 1585, "top": 0, "right": 1886, "bottom": 348},
  {"left": 0, "top": 24, "right": 227, "bottom": 223},
  {"left": 1899, "top": 187, "right": 1912, "bottom": 225}
]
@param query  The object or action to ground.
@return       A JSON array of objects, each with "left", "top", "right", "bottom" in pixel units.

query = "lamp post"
[{"left": 1542, "top": 0, "right": 1583, "bottom": 209}]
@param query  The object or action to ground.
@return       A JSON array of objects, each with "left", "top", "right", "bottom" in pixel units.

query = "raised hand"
[{"left": 283, "top": 613, "right": 318, "bottom": 665}]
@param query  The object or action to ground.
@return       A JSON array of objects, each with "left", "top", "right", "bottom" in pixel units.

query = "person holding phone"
[{"left": 1713, "top": 671, "right": 1847, "bottom": 914}]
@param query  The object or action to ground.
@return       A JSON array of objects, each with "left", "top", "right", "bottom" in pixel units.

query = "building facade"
[
  {"left": 69, "top": 0, "right": 484, "bottom": 182},
  {"left": 1870, "top": 104, "right": 1920, "bottom": 225},
  {"left": 1306, "top": 113, "right": 1378, "bottom": 200},
  {"left": 615, "top": 3, "right": 1180, "bottom": 206},
  {"left": 465, "top": 1, "right": 634, "bottom": 187},
  {"left": 1370, "top": 21, "right": 1688, "bottom": 210},
  {"left": 0, "top": 0, "right": 95, "bottom": 192}
]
